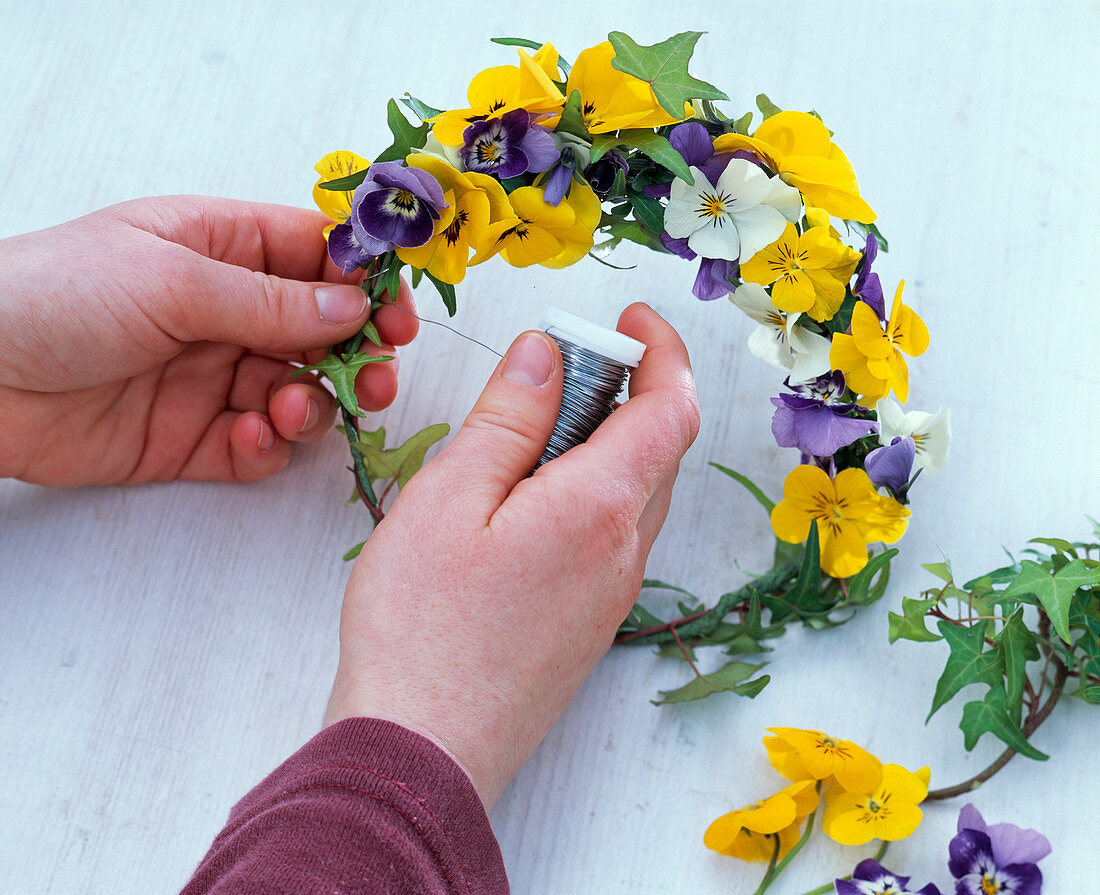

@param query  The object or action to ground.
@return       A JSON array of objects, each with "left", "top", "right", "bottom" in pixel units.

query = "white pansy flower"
[
  {"left": 731, "top": 283, "right": 831, "bottom": 383},
  {"left": 875, "top": 397, "right": 951, "bottom": 475},
  {"left": 664, "top": 160, "right": 801, "bottom": 263}
]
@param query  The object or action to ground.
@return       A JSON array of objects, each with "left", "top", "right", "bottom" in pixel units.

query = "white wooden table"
[{"left": 2, "top": 2, "right": 1097, "bottom": 892}]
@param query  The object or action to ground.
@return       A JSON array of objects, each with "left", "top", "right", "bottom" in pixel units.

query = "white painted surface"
[{"left": 1, "top": 2, "right": 1098, "bottom": 892}]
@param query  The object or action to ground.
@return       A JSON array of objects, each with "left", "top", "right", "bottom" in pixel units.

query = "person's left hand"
[{"left": 0, "top": 195, "right": 418, "bottom": 486}]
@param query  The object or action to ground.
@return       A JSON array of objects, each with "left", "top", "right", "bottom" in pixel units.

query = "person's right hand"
[{"left": 324, "top": 302, "right": 700, "bottom": 811}]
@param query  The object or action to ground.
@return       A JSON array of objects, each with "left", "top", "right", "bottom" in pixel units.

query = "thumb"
[
  {"left": 163, "top": 254, "right": 370, "bottom": 353},
  {"left": 429, "top": 331, "right": 562, "bottom": 521}
]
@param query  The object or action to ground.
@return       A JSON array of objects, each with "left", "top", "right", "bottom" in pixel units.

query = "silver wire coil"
[{"left": 535, "top": 335, "right": 630, "bottom": 469}]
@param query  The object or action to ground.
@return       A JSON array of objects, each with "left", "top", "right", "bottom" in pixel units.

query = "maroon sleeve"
[{"left": 181, "top": 717, "right": 509, "bottom": 895}]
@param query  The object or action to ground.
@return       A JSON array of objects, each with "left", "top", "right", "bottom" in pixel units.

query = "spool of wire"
[{"left": 535, "top": 308, "right": 647, "bottom": 469}]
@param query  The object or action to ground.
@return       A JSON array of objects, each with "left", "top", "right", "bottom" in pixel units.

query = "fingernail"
[
  {"left": 297, "top": 397, "right": 318, "bottom": 435},
  {"left": 315, "top": 285, "right": 367, "bottom": 326},
  {"left": 257, "top": 418, "right": 277, "bottom": 453},
  {"left": 502, "top": 332, "right": 553, "bottom": 386}
]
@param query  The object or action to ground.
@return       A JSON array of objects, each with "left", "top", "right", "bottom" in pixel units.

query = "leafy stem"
[
  {"left": 336, "top": 331, "right": 384, "bottom": 526},
  {"left": 925, "top": 653, "right": 1068, "bottom": 801}
]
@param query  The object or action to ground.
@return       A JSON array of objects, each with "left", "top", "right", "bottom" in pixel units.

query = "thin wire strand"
[{"left": 379, "top": 302, "right": 504, "bottom": 358}]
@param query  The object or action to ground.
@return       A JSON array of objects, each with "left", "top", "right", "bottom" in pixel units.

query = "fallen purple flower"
[
  {"left": 956, "top": 804, "right": 1052, "bottom": 870},
  {"left": 949, "top": 828, "right": 1043, "bottom": 895},
  {"left": 835, "top": 858, "right": 941, "bottom": 895}
]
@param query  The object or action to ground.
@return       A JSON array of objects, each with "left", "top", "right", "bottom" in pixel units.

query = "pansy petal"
[
  {"left": 730, "top": 204, "right": 789, "bottom": 263},
  {"left": 687, "top": 217, "right": 741, "bottom": 261}
]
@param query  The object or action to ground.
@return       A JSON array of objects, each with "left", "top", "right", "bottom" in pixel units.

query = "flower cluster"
[
  {"left": 833, "top": 804, "right": 1051, "bottom": 895},
  {"left": 705, "top": 726, "right": 929, "bottom": 890},
  {"left": 308, "top": 33, "right": 949, "bottom": 581}
]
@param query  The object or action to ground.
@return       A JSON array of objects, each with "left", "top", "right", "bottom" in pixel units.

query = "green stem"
[
  {"left": 752, "top": 796, "right": 819, "bottom": 895},
  {"left": 616, "top": 560, "right": 799, "bottom": 647},
  {"left": 751, "top": 834, "right": 783, "bottom": 895},
  {"left": 336, "top": 331, "right": 384, "bottom": 526}
]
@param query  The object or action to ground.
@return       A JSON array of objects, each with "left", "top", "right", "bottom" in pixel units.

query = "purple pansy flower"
[
  {"left": 854, "top": 232, "right": 886, "bottom": 320},
  {"left": 949, "top": 828, "right": 1043, "bottom": 895},
  {"left": 865, "top": 435, "right": 917, "bottom": 497},
  {"left": 345, "top": 161, "right": 447, "bottom": 268},
  {"left": 835, "top": 858, "right": 941, "bottom": 895},
  {"left": 956, "top": 805, "right": 1052, "bottom": 871},
  {"left": 771, "top": 371, "right": 877, "bottom": 457},
  {"left": 459, "top": 108, "right": 558, "bottom": 180}
]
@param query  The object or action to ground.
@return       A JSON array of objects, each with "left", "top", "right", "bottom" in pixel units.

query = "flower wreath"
[{"left": 307, "top": 31, "right": 951, "bottom": 703}]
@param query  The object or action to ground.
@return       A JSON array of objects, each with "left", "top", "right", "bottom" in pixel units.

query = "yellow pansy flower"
[
  {"left": 739, "top": 222, "right": 861, "bottom": 322},
  {"left": 565, "top": 41, "right": 691, "bottom": 134},
  {"left": 430, "top": 45, "right": 564, "bottom": 146},
  {"left": 473, "top": 182, "right": 601, "bottom": 269},
  {"left": 396, "top": 154, "right": 515, "bottom": 284},
  {"left": 704, "top": 780, "right": 818, "bottom": 862},
  {"left": 312, "top": 150, "right": 370, "bottom": 235},
  {"left": 830, "top": 281, "right": 929, "bottom": 404},
  {"left": 770, "top": 466, "right": 910, "bottom": 578},
  {"left": 823, "top": 763, "right": 931, "bottom": 846},
  {"left": 763, "top": 727, "right": 883, "bottom": 794},
  {"left": 713, "top": 111, "right": 876, "bottom": 223}
]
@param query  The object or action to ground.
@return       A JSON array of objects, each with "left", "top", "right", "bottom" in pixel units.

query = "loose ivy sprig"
[
  {"left": 616, "top": 466, "right": 896, "bottom": 704},
  {"left": 890, "top": 522, "right": 1100, "bottom": 799}
]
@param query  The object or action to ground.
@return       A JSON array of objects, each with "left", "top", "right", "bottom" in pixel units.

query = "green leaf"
[
  {"left": 652, "top": 660, "right": 766, "bottom": 705},
  {"left": 601, "top": 129, "right": 692, "bottom": 183},
  {"left": 1002, "top": 559, "right": 1100, "bottom": 645},
  {"left": 996, "top": 609, "right": 1040, "bottom": 723},
  {"left": 556, "top": 89, "right": 589, "bottom": 139},
  {"left": 708, "top": 462, "right": 776, "bottom": 513},
  {"left": 424, "top": 271, "right": 457, "bottom": 316},
  {"left": 959, "top": 685, "right": 1048, "bottom": 760},
  {"left": 756, "top": 93, "right": 783, "bottom": 120},
  {"left": 847, "top": 547, "right": 898, "bottom": 606},
  {"left": 357, "top": 426, "right": 386, "bottom": 449},
  {"left": 928, "top": 620, "right": 1004, "bottom": 720},
  {"left": 343, "top": 541, "right": 365, "bottom": 561},
  {"left": 1029, "top": 537, "right": 1078, "bottom": 558},
  {"left": 1081, "top": 686, "right": 1100, "bottom": 704},
  {"left": 295, "top": 351, "right": 394, "bottom": 417},
  {"left": 846, "top": 220, "right": 890, "bottom": 253},
  {"left": 923, "top": 559, "right": 954, "bottom": 582},
  {"left": 361, "top": 318, "right": 382, "bottom": 347},
  {"left": 318, "top": 169, "right": 369, "bottom": 192},
  {"left": 641, "top": 578, "right": 698, "bottom": 598},
  {"left": 374, "top": 98, "right": 430, "bottom": 163},
  {"left": 607, "top": 31, "right": 728, "bottom": 119},
  {"left": 400, "top": 92, "right": 444, "bottom": 121},
  {"left": 888, "top": 596, "right": 942, "bottom": 643},
  {"left": 354, "top": 423, "right": 450, "bottom": 489},
  {"left": 489, "top": 36, "right": 544, "bottom": 51},
  {"left": 410, "top": 266, "right": 423, "bottom": 289},
  {"left": 623, "top": 602, "right": 664, "bottom": 629},
  {"left": 626, "top": 186, "right": 665, "bottom": 234},
  {"left": 728, "top": 111, "right": 753, "bottom": 134}
]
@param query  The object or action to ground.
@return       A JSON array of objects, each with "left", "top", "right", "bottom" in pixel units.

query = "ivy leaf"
[
  {"left": 959, "top": 685, "right": 1048, "bottom": 760},
  {"left": 353, "top": 423, "right": 450, "bottom": 489},
  {"left": 996, "top": 609, "right": 1040, "bottom": 723},
  {"left": 652, "top": 660, "right": 767, "bottom": 705},
  {"left": 888, "top": 596, "right": 942, "bottom": 644},
  {"left": 708, "top": 462, "right": 775, "bottom": 513},
  {"left": 374, "top": 98, "right": 430, "bottom": 163},
  {"left": 400, "top": 92, "right": 444, "bottom": 122},
  {"left": 728, "top": 111, "right": 753, "bottom": 134},
  {"left": 296, "top": 352, "right": 394, "bottom": 417},
  {"left": 928, "top": 619, "right": 1004, "bottom": 720},
  {"left": 847, "top": 547, "right": 898, "bottom": 606},
  {"left": 923, "top": 559, "right": 954, "bottom": 582},
  {"left": 592, "top": 128, "right": 692, "bottom": 183},
  {"left": 607, "top": 31, "right": 728, "bottom": 119},
  {"left": 1029, "top": 537, "right": 1078, "bottom": 559},
  {"left": 1002, "top": 559, "right": 1100, "bottom": 645},
  {"left": 343, "top": 541, "right": 365, "bottom": 562},
  {"left": 766, "top": 523, "right": 824, "bottom": 623}
]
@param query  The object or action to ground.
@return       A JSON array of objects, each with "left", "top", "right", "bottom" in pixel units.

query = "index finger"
[{"left": 543, "top": 302, "right": 700, "bottom": 502}]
